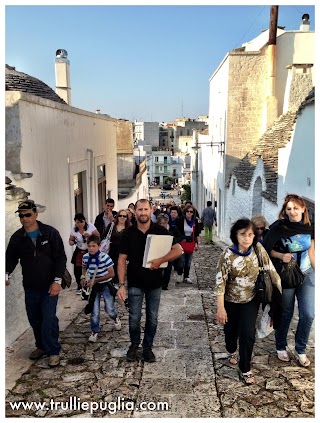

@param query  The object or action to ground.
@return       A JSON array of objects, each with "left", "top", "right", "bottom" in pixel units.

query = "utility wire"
[{"left": 231, "top": 6, "right": 268, "bottom": 50}]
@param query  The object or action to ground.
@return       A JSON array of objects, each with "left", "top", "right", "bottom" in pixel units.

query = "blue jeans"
[
  {"left": 176, "top": 253, "right": 193, "bottom": 278},
  {"left": 25, "top": 288, "right": 61, "bottom": 356},
  {"left": 90, "top": 286, "right": 118, "bottom": 333},
  {"left": 275, "top": 267, "right": 315, "bottom": 354},
  {"left": 128, "top": 286, "right": 162, "bottom": 349}
]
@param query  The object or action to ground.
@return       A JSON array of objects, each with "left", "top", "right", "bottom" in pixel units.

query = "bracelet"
[{"left": 80, "top": 275, "right": 86, "bottom": 280}]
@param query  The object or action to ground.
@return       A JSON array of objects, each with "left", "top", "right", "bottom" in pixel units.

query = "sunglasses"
[
  {"left": 186, "top": 210, "right": 194, "bottom": 213},
  {"left": 18, "top": 213, "right": 33, "bottom": 218},
  {"left": 118, "top": 215, "right": 128, "bottom": 218},
  {"left": 257, "top": 227, "right": 265, "bottom": 231}
]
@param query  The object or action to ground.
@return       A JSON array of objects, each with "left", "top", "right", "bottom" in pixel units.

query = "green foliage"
[
  {"left": 164, "top": 177, "right": 174, "bottom": 184},
  {"left": 181, "top": 184, "right": 191, "bottom": 202}
]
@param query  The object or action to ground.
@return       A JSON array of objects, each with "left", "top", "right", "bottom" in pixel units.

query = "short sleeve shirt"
[
  {"left": 70, "top": 222, "right": 97, "bottom": 250},
  {"left": 119, "top": 222, "right": 176, "bottom": 289}
]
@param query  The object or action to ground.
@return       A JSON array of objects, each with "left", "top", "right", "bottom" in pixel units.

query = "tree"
[{"left": 181, "top": 184, "right": 191, "bottom": 202}]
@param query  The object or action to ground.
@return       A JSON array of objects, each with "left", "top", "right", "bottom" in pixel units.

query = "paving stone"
[{"left": 5, "top": 235, "right": 315, "bottom": 418}]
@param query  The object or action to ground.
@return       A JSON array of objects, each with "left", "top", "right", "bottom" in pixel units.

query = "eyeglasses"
[
  {"left": 186, "top": 210, "right": 194, "bottom": 214},
  {"left": 257, "top": 227, "right": 265, "bottom": 231},
  {"left": 118, "top": 215, "right": 128, "bottom": 218},
  {"left": 19, "top": 213, "right": 33, "bottom": 218}
]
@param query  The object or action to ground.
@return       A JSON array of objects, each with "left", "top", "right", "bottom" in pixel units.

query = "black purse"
[
  {"left": 273, "top": 249, "right": 304, "bottom": 289},
  {"left": 253, "top": 245, "right": 272, "bottom": 304}
]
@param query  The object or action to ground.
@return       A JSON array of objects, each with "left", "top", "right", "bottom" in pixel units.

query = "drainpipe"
[
  {"left": 265, "top": 5, "right": 279, "bottom": 129},
  {"left": 87, "top": 149, "right": 94, "bottom": 221}
]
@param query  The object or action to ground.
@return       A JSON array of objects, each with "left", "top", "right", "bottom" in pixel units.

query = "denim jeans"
[
  {"left": 128, "top": 286, "right": 162, "bottom": 349},
  {"left": 224, "top": 298, "right": 260, "bottom": 373},
  {"left": 90, "top": 285, "right": 118, "bottom": 333},
  {"left": 204, "top": 225, "right": 213, "bottom": 243},
  {"left": 25, "top": 288, "right": 61, "bottom": 356},
  {"left": 176, "top": 253, "right": 193, "bottom": 278},
  {"left": 275, "top": 267, "right": 315, "bottom": 354}
]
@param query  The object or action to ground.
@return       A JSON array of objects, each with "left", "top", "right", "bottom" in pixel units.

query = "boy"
[{"left": 81, "top": 235, "right": 121, "bottom": 342}]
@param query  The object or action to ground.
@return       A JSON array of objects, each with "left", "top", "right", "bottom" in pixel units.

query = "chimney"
[
  {"left": 300, "top": 14, "right": 310, "bottom": 31},
  {"left": 55, "top": 49, "right": 71, "bottom": 105}
]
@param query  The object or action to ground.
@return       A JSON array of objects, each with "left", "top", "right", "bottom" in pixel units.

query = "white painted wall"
[
  {"left": 276, "top": 31, "right": 314, "bottom": 114},
  {"left": 278, "top": 103, "right": 314, "bottom": 204},
  {"left": 5, "top": 91, "right": 118, "bottom": 346}
]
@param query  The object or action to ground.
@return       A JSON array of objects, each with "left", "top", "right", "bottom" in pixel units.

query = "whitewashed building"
[{"left": 207, "top": 14, "right": 314, "bottom": 242}]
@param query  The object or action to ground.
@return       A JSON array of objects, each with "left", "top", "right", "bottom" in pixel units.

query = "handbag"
[
  {"left": 273, "top": 255, "right": 304, "bottom": 289},
  {"left": 256, "top": 304, "right": 274, "bottom": 338},
  {"left": 253, "top": 244, "right": 273, "bottom": 304},
  {"left": 180, "top": 225, "right": 195, "bottom": 254},
  {"left": 61, "top": 268, "right": 72, "bottom": 289},
  {"left": 100, "top": 222, "right": 114, "bottom": 254}
]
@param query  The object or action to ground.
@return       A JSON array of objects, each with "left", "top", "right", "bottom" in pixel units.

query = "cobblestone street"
[{"left": 5, "top": 235, "right": 315, "bottom": 418}]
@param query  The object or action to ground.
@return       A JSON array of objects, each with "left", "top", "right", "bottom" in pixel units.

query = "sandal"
[
  {"left": 277, "top": 350, "right": 290, "bottom": 362},
  {"left": 227, "top": 353, "right": 238, "bottom": 365},
  {"left": 294, "top": 351, "right": 310, "bottom": 367},
  {"left": 240, "top": 371, "right": 255, "bottom": 385}
]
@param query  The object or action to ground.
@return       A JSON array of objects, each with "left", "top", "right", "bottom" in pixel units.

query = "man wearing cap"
[{"left": 6, "top": 200, "right": 67, "bottom": 367}]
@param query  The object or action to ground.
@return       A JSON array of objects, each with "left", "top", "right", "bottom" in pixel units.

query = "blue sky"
[{"left": 5, "top": 4, "right": 316, "bottom": 123}]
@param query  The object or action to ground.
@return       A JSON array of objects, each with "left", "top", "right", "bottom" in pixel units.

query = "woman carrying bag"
[
  {"left": 263, "top": 194, "right": 315, "bottom": 367},
  {"left": 69, "top": 213, "right": 100, "bottom": 294},
  {"left": 175, "top": 205, "right": 201, "bottom": 284},
  {"left": 214, "top": 218, "right": 281, "bottom": 385}
]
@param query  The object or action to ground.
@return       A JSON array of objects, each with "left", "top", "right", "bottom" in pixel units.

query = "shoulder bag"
[
  {"left": 253, "top": 244, "right": 273, "bottom": 304},
  {"left": 180, "top": 225, "right": 195, "bottom": 254},
  {"left": 61, "top": 268, "right": 72, "bottom": 289},
  {"left": 273, "top": 248, "right": 305, "bottom": 289},
  {"left": 100, "top": 222, "right": 114, "bottom": 254}
]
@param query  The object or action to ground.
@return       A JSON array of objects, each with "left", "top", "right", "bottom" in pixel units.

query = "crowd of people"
[{"left": 5, "top": 192, "right": 314, "bottom": 386}]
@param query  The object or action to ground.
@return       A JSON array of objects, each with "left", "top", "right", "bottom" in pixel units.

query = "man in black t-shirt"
[{"left": 117, "top": 199, "right": 182, "bottom": 363}]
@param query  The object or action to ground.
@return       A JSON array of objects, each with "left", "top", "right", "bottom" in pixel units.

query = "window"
[
  {"left": 74, "top": 172, "right": 84, "bottom": 214},
  {"left": 155, "top": 157, "right": 159, "bottom": 162},
  {"left": 187, "top": 129, "right": 190, "bottom": 136},
  {"left": 164, "top": 166, "right": 167, "bottom": 173},
  {"left": 232, "top": 179, "right": 236, "bottom": 195},
  {"left": 97, "top": 165, "right": 106, "bottom": 212},
  {"left": 164, "top": 157, "right": 167, "bottom": 163}
]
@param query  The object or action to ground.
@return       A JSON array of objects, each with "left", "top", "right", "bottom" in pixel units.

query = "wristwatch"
[{"left": 54, "top": 277, "right": 62, "bottom": 285}]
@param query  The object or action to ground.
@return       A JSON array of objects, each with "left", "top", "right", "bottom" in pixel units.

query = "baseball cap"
[{"left": 15, "top": 200, "right": 37, "bottom": 213}]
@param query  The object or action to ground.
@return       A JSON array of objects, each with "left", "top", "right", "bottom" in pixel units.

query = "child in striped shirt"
[{"left": 81, "top": 235, "right": 121, "bottom": 342}]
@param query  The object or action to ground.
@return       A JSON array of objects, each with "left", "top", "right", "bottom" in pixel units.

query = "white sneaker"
[
  {"left": 114, "top": 317, "right": 122, "bottom": 331},
  {"left": 184, "top": 277, "right": 192, "bottom": 284},
  {"left": 88, "top": 332, "right": 98, "bottom": 342}
]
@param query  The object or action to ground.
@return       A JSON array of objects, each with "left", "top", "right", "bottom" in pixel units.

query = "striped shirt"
[{"left": 82, "top": 251, "right": 114, "bottom": 280}]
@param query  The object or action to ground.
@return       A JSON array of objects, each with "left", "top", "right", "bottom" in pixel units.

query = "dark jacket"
[
  {"left": 94, "top": 210, "right": 117, "bottom": 237},
  {"left": 6, "top": 221, "right": 67, "bottom": 290}
]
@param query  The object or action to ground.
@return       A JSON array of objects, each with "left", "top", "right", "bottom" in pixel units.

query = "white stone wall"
[
  {"left": 117, "top": 154, "right": 135, "bottom": 180},
  {"left": 222, "top": 159, "right": 278, "bottom": 244},
  {"left": 5, "top": 200, "right": 30, "bottom": 346}
]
